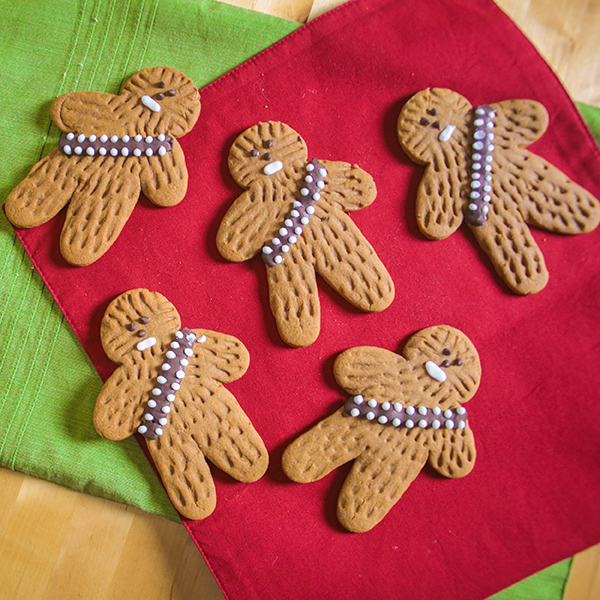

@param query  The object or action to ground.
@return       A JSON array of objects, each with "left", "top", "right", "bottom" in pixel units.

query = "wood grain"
[{"left": 1, "top": 1, "right": 599, "bottom": 599}]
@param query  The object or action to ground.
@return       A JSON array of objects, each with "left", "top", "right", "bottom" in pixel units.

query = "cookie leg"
[
  {"left": 266, "top": 243, "right": 320, "bottom": 347},
  {"left": 5, "top": 149, "right": 80, "bottom": 228},
  {"left": 311, "top": 212, "right": 394, "bottom": 312},
  {"left": 60, "top": 162, "right": 141, "bottom": 266},
  {"left": 139, "top": 140, "right": 188, "bottom": 207},
  {"left": 337, "top": 430, "right": 428, "bottom": 532},
  {"left": 468, "top": 193, "right": 548, "bottom": 294},
  {"left": 147, "top": 431, "right": 216, "bottom": 520},
  {"left": 282, "top": 409, "right": 367, "bottom": 483},
  {"left": 427, "top": 426, "right": 476, "bottom": 478}
]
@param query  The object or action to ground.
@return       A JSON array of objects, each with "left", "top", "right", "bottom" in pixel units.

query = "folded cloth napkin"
[
  {"left": 0, "top": 0, "right": 297, "bottom": 519},
  {"left": 7, "top": 0, "right": 600, "bottom": 599}
]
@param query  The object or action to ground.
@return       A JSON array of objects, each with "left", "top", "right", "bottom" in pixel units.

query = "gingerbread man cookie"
[
  {"left": 397, "top": 88, "right": 600, "bottom": 294},
  {"left": 216, "top": 121, "right": 395, "bottom": 347},
  {"left": 5, "top": 66, "right": 201, "bottom": 266},
  {"left": 282, "top": 325, "right": 480, "bottom": 532},
  {"left": 93, "top": 289, "right": 268, "bottom": 520}
]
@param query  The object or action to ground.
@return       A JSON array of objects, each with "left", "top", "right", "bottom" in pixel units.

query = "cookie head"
[
  {"left": 397, "top": 88, "right": 472, "bottom": 164},
  {"left": 101, "top": 288, "right": 182, "bottom": 363},
  {"left": 403, "top": 325, "right": 481, "bottom": 404},
  {"left": 122, "top": 66, "right": 201, "bottom": 137},
  {"left": 228, "top": 121, "right": 308, "bottom": 188}
]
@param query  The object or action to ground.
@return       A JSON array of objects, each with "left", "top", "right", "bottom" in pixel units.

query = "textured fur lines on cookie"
[
  {"left": 93, "top": 288, "right": 268, "bottom": 520},
  {"left": 217, "top": 121, "right": 395, "bottom": 347},
  {"left": 282, "top": 325, "right": 480, "bottom": 532},
  {"left": 397, "top": 87, "right": 600, "bottom": 295},
  {"left": 5, "top": 66, "right": 201, "bottom": 266}
]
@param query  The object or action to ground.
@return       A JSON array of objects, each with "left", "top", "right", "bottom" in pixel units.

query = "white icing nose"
[
  {"left": 137, "top": 336, "right": 157, "bottom": 351},
  {"left": 264, "top": 160, "right": 283, "bottom": 175},
  {"left": 141, "top": 95, "right": 161, "bottom": 113},
  {"left": 438, "top": 125, "right": 456, "bottom": 142},
  {"left": 425, "top": 360, "right": 447, "bottom": 382}
]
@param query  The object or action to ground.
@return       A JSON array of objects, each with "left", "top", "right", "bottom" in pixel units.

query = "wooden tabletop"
[{"left": 1, "top": 1, "right": 599, "bottom": 599}]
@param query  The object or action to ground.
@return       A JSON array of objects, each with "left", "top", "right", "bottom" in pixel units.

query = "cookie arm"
[
  {"left": 319, "top": 160, "right": 377, "bottom": 211},
  {"left": 138, "top": 140, "right": 189, "bottom": 207},
  {"left": 333, "top": 346, "right": 407, "bottom": 403},
  {"left": 427, "top": 425, "right": 476, "bottom": 478},
  {"left": 188, "top": 329, "right": 249, "bottom": 384},
  {"left": 4, "top": 149, "right": 80, "bottom": 228},
  {"left": 415, "top": 165, "right": 464, "bottom": 239},
  {"left": 311, "top": 208, "right": 394, "bottom": 312},
  {"left": 282, "top": 408, "right": 368, "bottom": 483},
  {"left": 492, "top": 99, "right": 549, "bottom": 147},
  {"left": 51, "top": 91, "right": 127, "bottom": 133},
  {"left": 93, "top": 365, "right": 146, "bottom": 441},
  {"left": 337, "top": 429, "right": 429, "bottom": 532},
  {"left": 60, "top": 163, "right": 141, "bottom": 266},
  {"left": 181, "top": 382, "right": 268, "bottom": 483},
  {"left": 216, "top": 179, "right": 288, "bottom": 262}
]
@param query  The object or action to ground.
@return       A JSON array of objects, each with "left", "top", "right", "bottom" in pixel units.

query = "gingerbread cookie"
[
  {"left": 216, "top": 121, "right": 395, "bottom": 347},
  {"left": 397, "top": 88, "right": 600, "bottom": 294},
  {"left": 5, "top": 66, "right": 201, "bottom": 266},
  {"left": 282, "top": 325, "right": 480, "bottom": 532},
  {"left": 93, "top": 289, "right": 268, "bottom": 520}
]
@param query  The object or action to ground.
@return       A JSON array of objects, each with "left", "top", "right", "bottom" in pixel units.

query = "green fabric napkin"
[{"left": 0, "top": 0, "right": 297, "bottom": 521}]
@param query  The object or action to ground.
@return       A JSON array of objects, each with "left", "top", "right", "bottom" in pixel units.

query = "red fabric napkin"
[{"left": 13, "top": 0, "right": 600, "bottom": 598}]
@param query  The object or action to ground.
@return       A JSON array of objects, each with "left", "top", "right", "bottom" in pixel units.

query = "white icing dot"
[
  {"left": 473, "top": 141, "right": 484, "bottom": 150},
  {"left": 281, "top": 245, "right": 290, "bottom": 253},
  {"left": 145, "top": 148, "right": 154, "bottom": 156},
  {"left": 74, "top": 146, "right": 83, "bottom": 155},
  {"left": 158, "top": 146, "right": 166, "bottom": 156},
  {"left": 469, "top": 203, "right": 478, "bottom": 211},
  {"left": 159, "top": 417, "right": 168, "bottom": 425},
  {"left": 444, "top": 409, "right": 453, "bottom": 418},
  {"left": 485, "top": 164, "right": 492, "bottom": 172},
  {"left": 419, "top": 419, "right": 428, "bottom": 428},
  {"left": 470, "top": 191, "right": 480, "bottom": 199},
  {"left": 290, "top": 210, "right": 300, "bottom": 218},
  {"left": 145, "top": 136, "right": 153, "bottom": 143},
  {"left": 487, "top": 132, "right": 494, "bottom": 140},
  {"left": 77, "top": 134, "right": 86, "bottom": 143},
  {"left": 485, "top": 174, "right": 492, "bottom": 182},
  {"left": 158, "top": 134, "right": 165, "bottom": 142},
  {"left": 393, "top": 402, "right": 402, "bottom": 412},
  {"left": 122, "top": 135, "right": 130, "bottom": 142},
  {"left": 488, "top": 145, "right": 494, "bottom": 152},
  {"left": 319, "top": 168, "right": 327, "bottom": 177},
  {"left": 279, "top": 228, "right": 288, "bottom": 236},
  {"left": 378, "top": 416, "right": 388, "bottom": 424},
  {"left": 171, "top": 341, "right": 180, "bottom": 349},
  {"left": 488, "top": 110, "right": 496, "bottom": 118},
  {"left": 133, "top": 148, "right": 142, "bottom": 157},
  {"left": 305, "top": 175, "right": 313, "bottom": 183},
  {"left": 433, "top": 407, "right": 441, "bottom": 415},
  {"left": 472, "top": 153, "right": 482, "bottom": 160},
  {"left": 110, "top": 148, "right": 118, "bottom": 156},
  {"left": 487, "top": 121, "right": 494, "bottom": 128},
  {"left": 272, "top": 237, "right": 281, "bottom": 246},
  {"left": 300, "top": 217, "right": 310, "bottom": 225},
  {"left": 366, "top": 411, "right": 375, "bottom": 420},
  {"left": 392, "top": 418, "right": 401, "bottom": 427},
  {"left": 184, "top": 348, "right": 193, "bottom": 357},
  {"left": 458, "top": 420, "right": 466, "bottom": 429},
  {"left": 162, "top": 363, "right": 171, "bottom": 371},
  {"left": 111, "top": 135, "right": 119, "bottom": 143},
  {"left": 148, "top": 400, "right": 157, "bottom": 408},
  {"left": 294, "top": 201, "right": 302, "bottom": 207},
  {"left": 63, "top": 145, "right": 72, "bottom": 155},
  {"left": 382, "top": 402, "right": 391, "bottom": 411},
  {"left": 86, "top": 147, "right": 95, "bottom": 156},
  {"left": 474, "top": 130, "right": 485, "bottom": 140},
  {"left": 406, "top": 406, "right": 415, "bottom": 415},
  {"left": 175, "top": 331, "right": 183, "bottom": 339},
  {"left": 472, "top": 162, "right": 481, "bottom": 170},
  {"left": 445, "top": 420, "right": 455, "bottom": 429},
  {"left": 284, "top": 219, "right": 294, "bottom": 227},
  {"left": 157, "top": 376, "right": 167, "bottom": 384},
  {"left": 484, "top": 195, "right": 491, "bottom": 202},
  {"left": 175, "top": 370, "right": 185, "bottom": 379},
  {"left": 89, "top": 134, "right": 97, "bottom": 142},
  {"left": 166, "top": 350, "right": 176, "bottom": 359},
  {"left": 135, "top": 134, "right": 143, "bottom": 142},
  {"left": 171, "top": 382, "right": 181, "bottom": 390},
  {"left": 482, "top": 205, "right": 490, "bottom": 214},
  {"left": 161, "top": 405, "right": 171, "bottom": 414},
  {"left": 474, "top": 118, "right": 484, "bottom": 126},
  {"left": 317, "top": 181, "right": 325, "bottom": 189},
  {"left": 405, "top": 420, "right": 414, "bottom": 428},
  {"left": 368, "top": 399, "right": 378, "bottom": 408},
  {"left": 274, "top": 255, "right": 283, "bottom": 264},
  {"left": 306, "top": 205, "right": 315, "bottom": 215},
  {"left": 67, "top": 133, "right": 75, "bottom": 140},
  {"left": 145, "top": 413, "right": 154, "bottom": 421},
  {"left": 312, "top": 193, "right": 321, "bottom": 201},
  {"left": 152, "top": 388, "right": 162, "bottom": 396},
  {"left": 486, "top": 155, "right": 493, "bottom": 162},
  {"left": 301, "top": 188, "right": 309, "bottom": 196},
  {"left": 306, "top": 163, "right": 315, "bottom": 172},
  {"left": 138, "top": 425, "right": 148, "bottom": 434},
  {"left": 457, "top": 406, "right": 466, "bottom": 415},
  {"left": 350, "top": 408, "right": 360, "bottom": 417},
  {"left": 472, "top": 173, "right": 481, "bottom": 180},
  {"left": 166, "top": 394, "right": 175, "bottom": 402},
  {"left": 121, "top": 147, "right": 130, "bottom": 156},
  {"left": 471, "top": 180, "right": 481, "bottom": 189},
  {"left": 432, "top": 419, "right": 441, "bottom": 429},
  {"left": 353, "top": 395, "right": 364, "bottom": 404},
  {"left": 484, "top": 185, "right": 492, "bottom": 192},
  {"left": 475, "top": 107, "right": 485, "bottom": 115},
  {"left": 99, "top": 147, "right": 107, "bottom": 156},
  {"left": 294, "top": 227, "right": 303, "bottom": 235},
  {"left": 418, "top": 406, "right": 427, "bottom": 415},
  {"left": 288, "top": 235, "right": 297, "bottom": 244},
  {"left": 155, "top": 427, "right": 163, "bottom": 436},
  {"left": 198, "top": 335, "right": 207, "bottom": 343},
  {"left": 262, "top": 246, "right": 273, "bottom": 255}
]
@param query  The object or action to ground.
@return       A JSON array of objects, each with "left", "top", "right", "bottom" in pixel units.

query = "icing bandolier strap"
[{"left": 58, "top": 132, "right": 174, "bottom": 158}]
